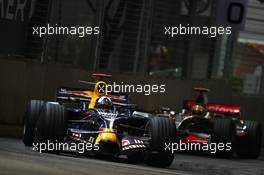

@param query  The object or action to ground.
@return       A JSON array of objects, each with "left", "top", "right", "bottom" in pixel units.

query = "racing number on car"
[{"left": 227, "top": 2, "right": 245, "bottom": 24}]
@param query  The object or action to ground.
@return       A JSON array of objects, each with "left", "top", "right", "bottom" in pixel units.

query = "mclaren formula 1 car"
[
  {"left": 178, "top": 88, "right": 262, "bottom": 158},
  {"left": 159, "top": 88, "right": 262, "bottom": 158},
  {"left": 23, "top": 74, "right": 176, "bottom": 167}
]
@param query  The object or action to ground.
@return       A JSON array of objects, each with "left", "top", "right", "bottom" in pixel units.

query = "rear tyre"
[
  {"left": 34, "top": 102, "right": 67, "bottom": 145},
  {"left": 23, "top": 100, "right": 44, "bottom": 146},
  {"left": 237, "top": 121, "right": 262, "bottom": 159},
  {"left": 211, "top": 118, "right": 235, "bottom": 158},
  {"left": 145, "top": 117, "right": 177, "bottom": 167}
]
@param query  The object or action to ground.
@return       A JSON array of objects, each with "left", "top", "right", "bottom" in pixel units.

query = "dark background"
[{"left": 0, "top": 0, "right": 263, "bottom": 143}]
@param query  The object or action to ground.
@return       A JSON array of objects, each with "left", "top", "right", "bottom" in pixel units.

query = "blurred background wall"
[{"left": 0, "top": 0, "right": 263, "bottom": 139}]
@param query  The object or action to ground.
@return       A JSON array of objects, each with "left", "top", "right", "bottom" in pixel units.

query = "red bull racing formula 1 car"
[{"left": 23, "top": 74, "right": 176, "bottom": 167}]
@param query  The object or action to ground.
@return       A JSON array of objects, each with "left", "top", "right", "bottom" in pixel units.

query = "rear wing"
[
  {"left": 183, "top": 100, "right": 241, "bottom": 115},
  {"left": 56, "top": 87, "right": 92, "bottom": 102},
  {"left": 56, "top": 86, "right": 131, "bottom": 104},
  {"left": 207, "top": 103, "right": 241, "bottom": 115}
]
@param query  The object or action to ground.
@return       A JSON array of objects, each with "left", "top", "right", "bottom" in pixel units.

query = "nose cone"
[
  {"left": 101, "top": 132, "right": 117, "bottom": 143},
  {"left": 96, "top": 128, "right": 118, "bottom": 143}
]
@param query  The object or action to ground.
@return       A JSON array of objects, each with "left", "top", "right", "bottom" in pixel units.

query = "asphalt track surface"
[{"left": 0, "top": 138, "right": 263, "bottom": 175}]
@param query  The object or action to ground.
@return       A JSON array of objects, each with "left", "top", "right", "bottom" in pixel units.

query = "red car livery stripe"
[
  {"left": 184, "top": 100, "right": 240, "bottom": 114},
  {"left": 181, "top": 134, "right": 209, "bottom": 143},
  {"left": 207, "top": 103, "right": 240, "bottom": 114}
]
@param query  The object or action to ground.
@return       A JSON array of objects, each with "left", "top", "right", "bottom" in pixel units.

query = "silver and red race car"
[{"left": 158, "top": 88, "right": 262, "bottom": 158}]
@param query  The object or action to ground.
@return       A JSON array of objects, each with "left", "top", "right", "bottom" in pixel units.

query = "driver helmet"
[
  {"left": 96, "top": 96, "right": 113, "bottom": 109},
  {"left": 191, "top": 104, "right": 206, "bottom": 115}
]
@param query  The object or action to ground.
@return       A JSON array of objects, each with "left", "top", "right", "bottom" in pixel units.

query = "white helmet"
[{"left": 96, "top": 96, "right": 113, "bottom": 109}]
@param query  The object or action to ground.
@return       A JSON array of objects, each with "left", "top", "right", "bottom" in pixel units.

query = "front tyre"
[
  {"left": 237, "top": 121, "right": 262, "bottom": 159},
  {"left": 211, "top": 118, "right": 235, "bottom": 158},
  {"left": 23, "top": 100, "right": 44, "bottom": 146},
  {"left": 145, "top": 117, "right": 177, "bottom": 167},
  {"left": 34, "top": 102, "right": 67, "bottom": 144}
]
